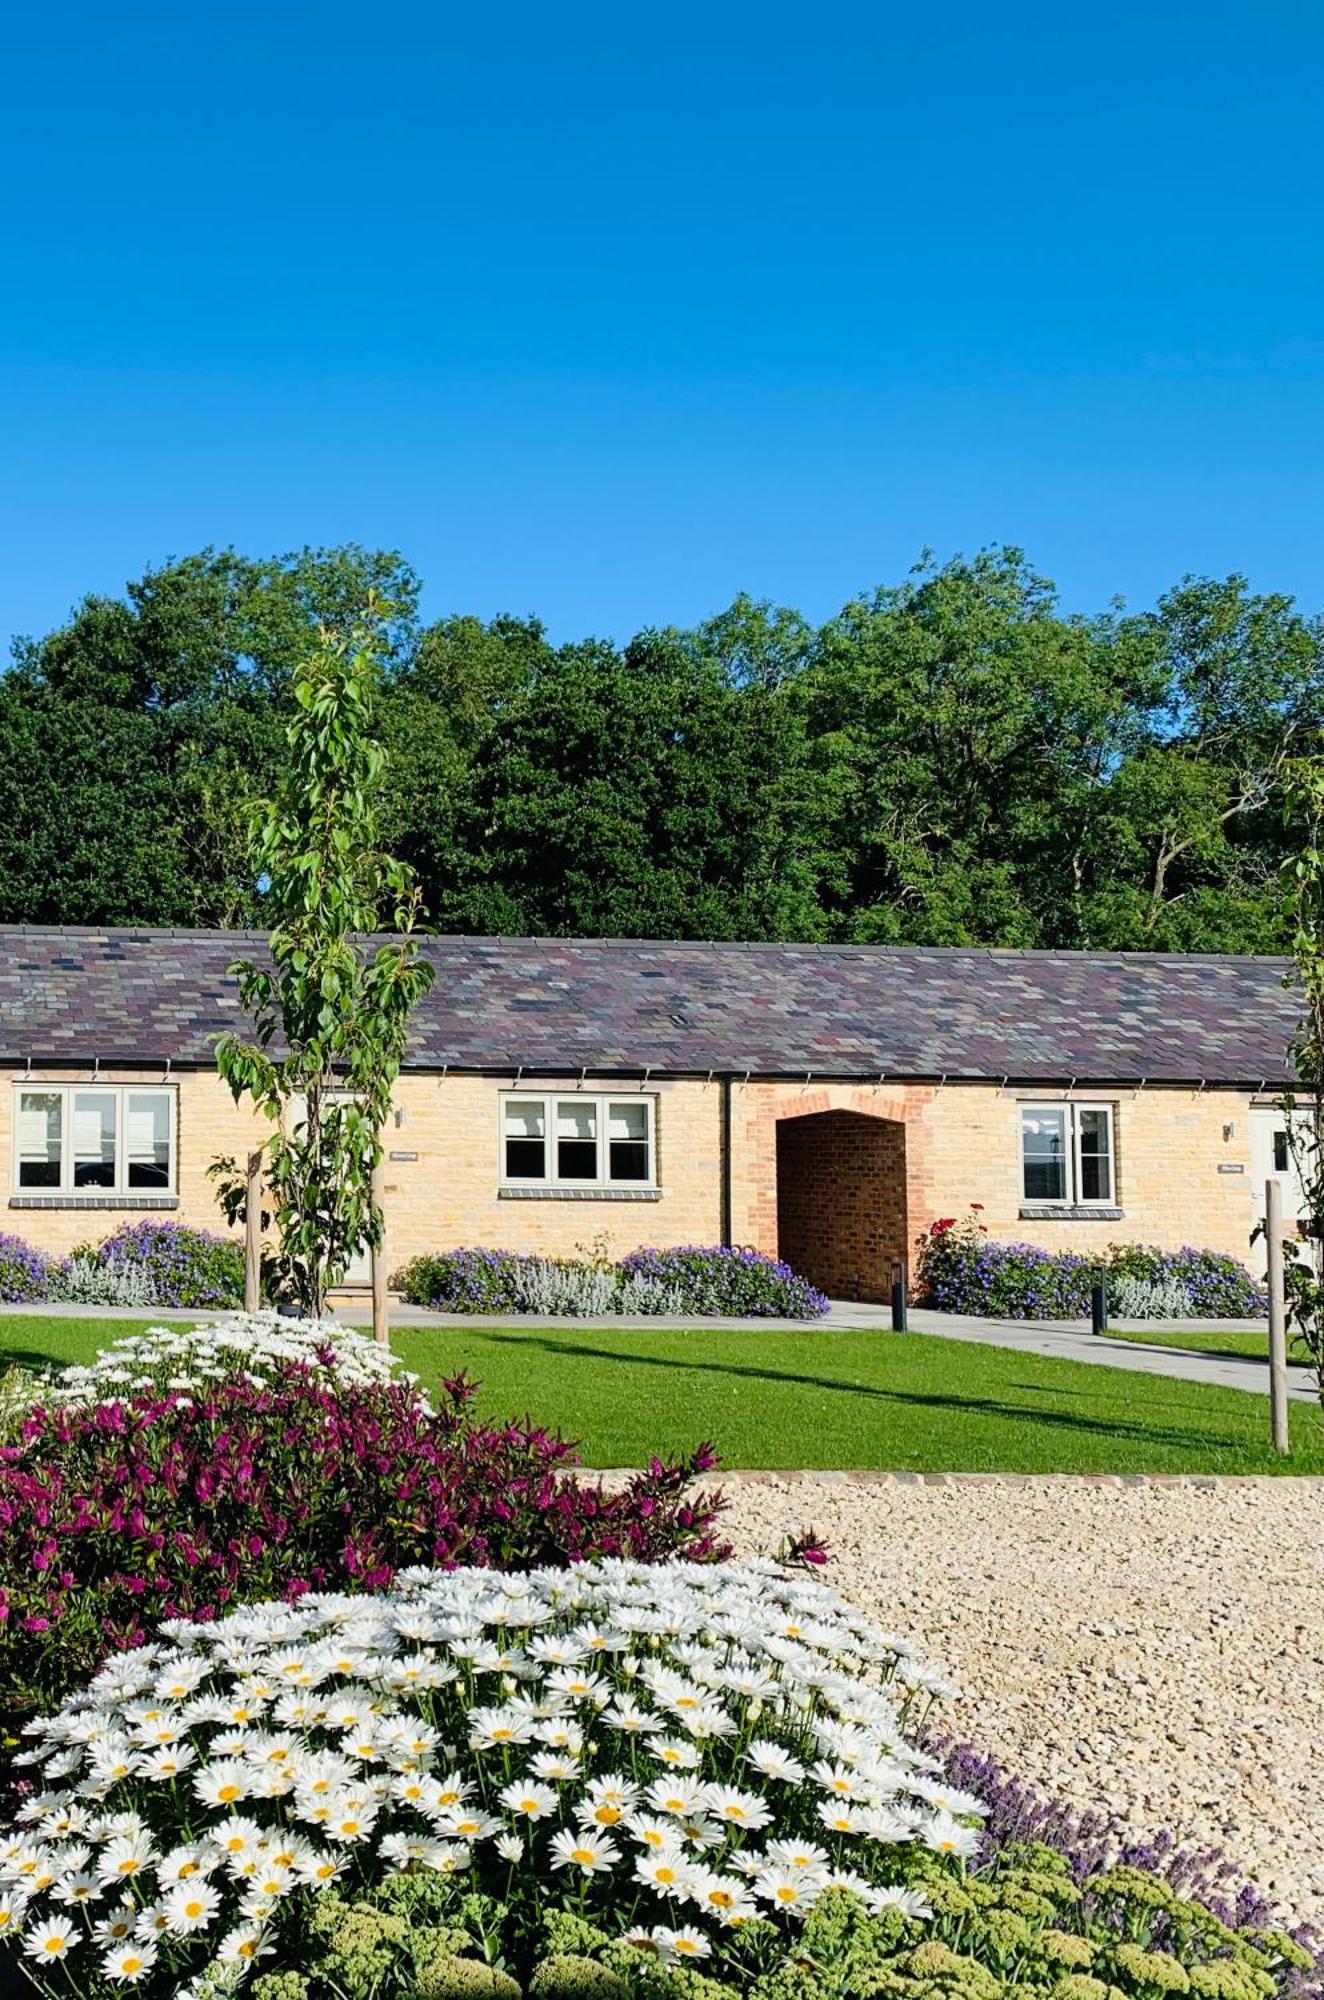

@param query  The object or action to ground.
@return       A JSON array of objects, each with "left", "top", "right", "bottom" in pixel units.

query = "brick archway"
[{"left": 774, "top": 1110, "right": 907, "bottom": 1304}]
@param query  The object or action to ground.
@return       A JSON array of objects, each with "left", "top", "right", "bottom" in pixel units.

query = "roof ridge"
[{"left": 0, "top": 924, "right": 1295, "bottom": 968}]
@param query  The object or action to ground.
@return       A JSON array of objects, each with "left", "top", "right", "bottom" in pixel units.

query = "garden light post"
[
  {"left": 1090, "top": 1272, "right": 1108, "bottom": 1337},
  {"left": 1266, "top": 1177, "right": 1290, "bottom": 1455},
  {"left": 890, "top": 1259, "right": 908, "bottom": 1332}
]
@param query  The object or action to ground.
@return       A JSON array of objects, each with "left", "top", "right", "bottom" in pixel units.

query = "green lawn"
[
  {"left": 1, "top": 1315, "right": 1321, "bottom": 1474},
  {"left": 1103, "top": 1324, "right": 1289, "bottom": 1363}
]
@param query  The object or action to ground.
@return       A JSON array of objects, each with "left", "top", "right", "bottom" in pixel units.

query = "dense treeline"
[{"left": 1, "top": 543, "right": 1320, "bottom": 951}]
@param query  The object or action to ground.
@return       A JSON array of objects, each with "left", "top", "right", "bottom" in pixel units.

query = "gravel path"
[{"left": 721, "top": 1476, "right": 1324, "bottom": 1930}]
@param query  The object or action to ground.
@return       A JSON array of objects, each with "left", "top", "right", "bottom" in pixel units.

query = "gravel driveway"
[{"left": 721, "top": 1475, "right": 1324, "bottom": 1929}]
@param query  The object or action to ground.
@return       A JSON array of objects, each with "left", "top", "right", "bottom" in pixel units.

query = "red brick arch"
[{"left": 774, "top": 1108, "right": 908, "bottom": 1304}]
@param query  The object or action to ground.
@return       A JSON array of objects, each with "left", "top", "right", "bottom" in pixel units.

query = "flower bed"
[
  {"left": 394, "top": 1246, "right": 830, "bottom": 1320},
  {"left": 916, "top": 1211, "right": 1267, "bottom": 1320},
  {"left": 0, "top": 1559, "right": 962, "bottom": 1996},
  {"left": 0, "top": 1319, "right": 724, "bottom": 1735},
  {"left": 0, "top": 1222, "right": 245, "bottom": 1311},
  {"left": 0, "top": 1562, "right": 1311, "bottom": 2000}
]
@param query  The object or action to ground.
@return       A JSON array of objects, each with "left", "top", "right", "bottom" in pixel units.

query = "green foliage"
[
  {"left": 213, "top": 597, "right": 434, "bottom": 1315},
  {"left": 8, "top": 543, "right": 1320, "bottom": 952}
]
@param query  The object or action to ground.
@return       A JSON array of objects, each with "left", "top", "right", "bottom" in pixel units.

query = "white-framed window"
[
  {"left": 500, "top": 1093, "right": 655, "bottom": 1188},
  {"left": 12, "top": 1085, "right": 176, "bottom": 1196},
  {"left": 1019, "top": 1102, "right": 1114, "bottom": 1205}
]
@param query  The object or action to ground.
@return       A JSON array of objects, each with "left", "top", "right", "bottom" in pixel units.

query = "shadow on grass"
[
  {"left": 454, "top": 1330, "right": 1284, "bottom": 1456},
  {"left": 0, "top": 1346, "right": 69, "bottom": 1374}
]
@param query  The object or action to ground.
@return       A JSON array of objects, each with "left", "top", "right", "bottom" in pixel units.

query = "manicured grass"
[
  {"left": 1, "top": 1314, "right": 1321, "bottom": 1474},
  {"left": 1104, "top": 1324, "right": 1290, "bottom": 1363}
]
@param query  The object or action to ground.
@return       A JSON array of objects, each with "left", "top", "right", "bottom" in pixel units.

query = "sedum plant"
[{"left": 213, "top": 599, "right": 433, "bottom": 1319}]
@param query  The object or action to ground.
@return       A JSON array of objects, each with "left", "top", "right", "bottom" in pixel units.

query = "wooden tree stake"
[
  {"left": 371, "top": 1156, "right": 390, "bottom": 1348},
  {"left": 244, "top": 1149, "right": 263, "bottom": 1314},
  {"left": 1266, "top": 1176, "right": 1290, "bottom": 1455}
]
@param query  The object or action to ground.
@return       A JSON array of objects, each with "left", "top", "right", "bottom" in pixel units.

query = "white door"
[
  {"left": 1250, "top": 1105, "right": 1310, "bottom": 1277},
  {"left": 287, "top": 1092, "right": 373, "bottom": 1287}
]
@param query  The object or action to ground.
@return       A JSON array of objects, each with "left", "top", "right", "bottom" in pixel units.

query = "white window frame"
[
  {"left": 1019, "top": 1101, "right": 1115, "bottom": 1206},
  {"left": 499, "top": 1092, "right": 656, "bottom": 1190},
  {"left": 11, "top": 1084, "right": 178, "bottom": 1198}
]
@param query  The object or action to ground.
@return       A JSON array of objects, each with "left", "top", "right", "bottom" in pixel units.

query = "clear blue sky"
[{"left": 2, "top": 0, "right": 1321, "bottom": 657}]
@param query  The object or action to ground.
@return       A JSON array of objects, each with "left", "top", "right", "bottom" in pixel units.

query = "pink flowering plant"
[{"left": 0, "top": 1321, "right": 725, "bottom": 1744}]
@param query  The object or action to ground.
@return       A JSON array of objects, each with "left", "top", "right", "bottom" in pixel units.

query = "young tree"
[{"left": 212, "top": 600, "right": 433, "bottom": 1317}]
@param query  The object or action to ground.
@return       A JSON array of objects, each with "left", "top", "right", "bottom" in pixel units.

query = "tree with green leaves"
[{"left": 212, "top": 601, "right": 434, "bottom": 1318}]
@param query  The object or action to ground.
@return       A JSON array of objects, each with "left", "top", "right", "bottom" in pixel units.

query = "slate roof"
[{"left": 0, "top": 926, "right": 1302, "bottom": 1086}]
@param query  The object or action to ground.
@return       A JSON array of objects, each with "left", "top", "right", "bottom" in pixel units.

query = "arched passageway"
[{"left": 775, "top": 1110, "right": 908, "bottom": 1303}]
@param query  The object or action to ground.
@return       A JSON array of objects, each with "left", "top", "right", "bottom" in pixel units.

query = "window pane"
[
  {"left": 17, "top": 1091, "right": 62, "bottom": 1189},
  {"left": 1077, "top": 1108, "right": 1112, "bottom": 1202},
  {"left": 1021, "top": 1108, "right": 1068, "bottom": 1201},
  {"left": 1274, "top": 1129, "right": 1290, "bottom": 1173},
  {"left": 73, "top": 1092, "right": 116, "bottom": 1189},
  {"left": 127, "top": 1091, "right": 171, "bottom": 1189},
  {"left": 608, "top": 1100, "right": 650, "bottom": 1182},
  {"left": 504, "top": 1099, "right": 546, "bottom": 1179},
  {"left": 556, "top": 1099, "right": 598, "bottom": 1180}
]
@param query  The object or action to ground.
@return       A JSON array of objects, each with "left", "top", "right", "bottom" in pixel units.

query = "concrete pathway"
[
  {"left": 0, "top": 1298, "right": 1310, "bottom": 1401},
  {"left": 901, "top": 1307, "right": 1316, "bottom": 1402}
]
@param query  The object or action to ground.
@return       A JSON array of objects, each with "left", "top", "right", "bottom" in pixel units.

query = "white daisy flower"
[
  {"left": 498, "top": 1781, "right": 559, "bottom": 1822},
  {"left": 548, "top": 1829, "right": 619, "bottom": 1875},
  {"left": 922, "top": 1814, "right": 981, "bottom": 1859},
  {"left": 745, "top": 1741, "right": 806, "bottom": 1783},
  {"left": 166, "top": 1880, "right": 222, "bottom": 1933},
  {"left": 701, "top": 1785, "right": 773, "bottom": 1832},
  {"left": 655, "top": 1925, "right": 712, "bottom": 1963},
  {"left": 102, "top": 1940, "right": 157, "bottom": 1983},
  {"left": 753, "top": 1867, "right": 822, "bottom": 1915},
  {"left": 24, "top": 1916, "right": 78, "bottom": 1962}
]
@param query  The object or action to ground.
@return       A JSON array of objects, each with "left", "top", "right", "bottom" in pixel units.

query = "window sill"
[
  {"left": 10, "top": 1194, "right": 180, "bottom": 1211},
  {"left": 499, "top": 1187, "right": 663, "bottom": 1202},
  {"left": 1019, "top": 1205, "right": 1123, "bottom": 1222}
]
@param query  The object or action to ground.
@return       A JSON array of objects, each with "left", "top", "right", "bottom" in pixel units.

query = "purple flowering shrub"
[
  {"left": 1107, "top": 1241, "right": 1268, "bottom": 1318},
  {"left": 917, "top": 1209, "right": 1267, "bottom": 1319},
  {"left": 620, "top": 1244, "right": 830, "bottom": 1318},
  {"left": 392, "top": 1247, "right": 536, "bottom": 1313},
  {"left": 0, "top": 1232, "right": 51, "bottom": 1304},
  {"left": 0, "top": 1364, "right": 726, "bottom": 1735},
  {"left": 396, "top": 1244, "right": 831, "bottom": 1318},
  {"left": 917, "top": 1210, "right": 1096, "bottom": 1317},
  {"left": 89, "top": 1219, "right": 245, "bottom": 1308}
]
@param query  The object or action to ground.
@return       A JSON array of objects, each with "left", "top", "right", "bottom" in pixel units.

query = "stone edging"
[{"left": 600, "top": 1468, "right": 1324, "bottom": 1488}]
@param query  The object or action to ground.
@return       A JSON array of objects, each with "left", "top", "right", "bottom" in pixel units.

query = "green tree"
[
  {"left": 1077, "top": 576, "right": 1324, "bottom": 951},
  {"left": 805, "top": 549, "right": 1162, "bottom": 946},
  {"left": 0, "top": 545, "right": 418, "bottom": 928},
  {"left": 452, "top": 626, "right": 831, "bottom": 939},
  {"left": 213, "top": 604, "right": 433, "bottom": 1318}
]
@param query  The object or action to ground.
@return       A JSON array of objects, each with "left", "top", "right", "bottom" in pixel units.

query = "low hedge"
[{"left": 916, "top": 1209, "right": 1267, "bottom": 1319}]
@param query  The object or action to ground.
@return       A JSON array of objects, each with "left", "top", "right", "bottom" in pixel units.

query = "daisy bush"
[
  {"left": 0, "top": 1559, "right": 967, "bottom": 1998},
  {"left": 40, "top": 1314, "right": 420, "bottom": 1413}
]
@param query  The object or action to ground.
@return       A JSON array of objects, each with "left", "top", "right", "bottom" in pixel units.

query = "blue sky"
[{"left": 2, "top": 0, "right": 1321, "bottom": 656}]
